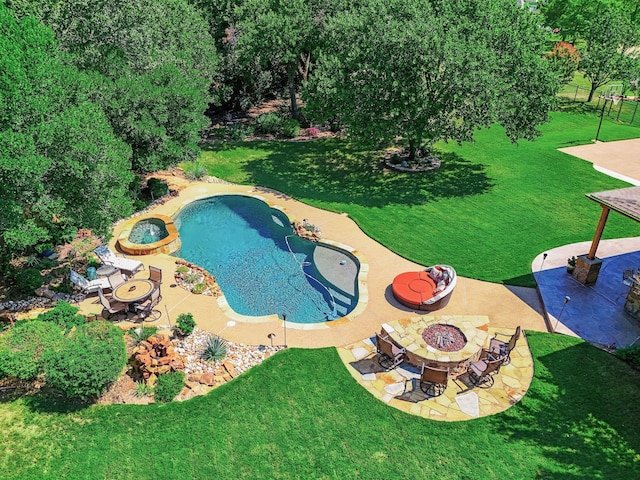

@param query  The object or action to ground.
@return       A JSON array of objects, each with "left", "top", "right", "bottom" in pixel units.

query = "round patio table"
[{"left": 112, "top": 279, "right": 154, "bottom": 304}]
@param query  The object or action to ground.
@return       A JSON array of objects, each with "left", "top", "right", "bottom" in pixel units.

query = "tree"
[
  {"left": 579, "top": 2, "right": 640, "bottom": 102},
  {"left": 233, "top": 0, "right": 332, "bottom": 119},
  {"left": 546, "top": 41, "right": 581, "bottom": 85},
  {"left": 305, "top": 0, "right": 559, "bottom": 160},
  {"left": 0, "top": 4, "right": 134, "bottom": 259},
  {"left": 7, "top": 0, "right": 218, "bottom": 173}
]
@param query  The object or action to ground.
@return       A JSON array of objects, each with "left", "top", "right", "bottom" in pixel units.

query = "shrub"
[
  {"left": 128, "top": 326, "right": 158, "bottom": 345},
  {"left": 616, "top": 344, "right": 640, "bottom": 370},
  {"left": 184, "top": 272, "right": 200, "bottom": 284},
  {"left": 228, "top": 124, "right": 254, "bottom": 141},
  {"left": 15, "top": 268, "right": 43, "bottom": 294},
  {"left": 134, "top": 381, "right": 153, "bottom": 398},
  {"left": 147, "top": 178, "right": 169, "bottom": 199},
  {"left": 282, "top": 119, "right": 300, "bottom": 138},
  {"left": 201, "top": 335, "right": 227, "bottom": 362},
  {"left": 175, "top": 313, "right": 196, "bottom": 336},
  {"left": 176, "top": 265, "right": 189, "bottom": 274},
  {"left": 255, "top": 113, "right": 283, "bottom": 135},
  {"left": 43, "top": 321, "right": 127, "bottom": 400},
  {"left": 154, "top": 371, "right": 185, "bottom": 403},
  {"left": 37, "top": 301, "right": 86, "bottom": 331},
  {"left": 191, "top": 283, "right": 206, "bottom": 294},
  {"left": 183, "top": 162, "right": 208, "bottom": 180},
  {"left": 0, "top": 321, "right": 64, "bottom": 380}
]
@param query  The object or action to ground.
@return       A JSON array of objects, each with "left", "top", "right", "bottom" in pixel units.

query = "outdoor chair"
[
  {"left": 488, "top": 325, "right": 521, "bottom": 365},
  {"left": 148, "top": 266, "right": 162, "bottom": 289},
  {"left": 107, "top": 271, "right": 127, "bottom": 290},
  {"left": 622, "top": 269, "right": 635, "bottom": 287},
  {"left": 134, "top": 287, "right": 162, "bottom": 321},
  {"left": 419, "top": 363, "right": 449, "bottom": 397},
  {"left": 375, "top": 333, "right": 406, "bottom": 370},
  {"left": 69, "top": 269, "right": 111, "bottom": 295},
  {"left": 98, "top": 288, "right": 128, "bottom": 320},
  {"left": 467, "top": 355, "right": 503, "bottom": 388},
  {"left": 94, "top": 245, "right": 144, "bottom": 276}
]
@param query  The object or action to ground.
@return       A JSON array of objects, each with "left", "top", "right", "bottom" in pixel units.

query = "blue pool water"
[{"left": 174, "top": 195, "right": 358, "bottom": 323}]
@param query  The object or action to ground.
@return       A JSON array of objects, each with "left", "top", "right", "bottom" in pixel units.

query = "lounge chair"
[
  {"left": 94, "top": 245, "right": 144, "bottom": 276},
  {"left": 419, "top": 363, "right": 449, "bottom": 397},
  {"left": 488, "top": 326, "right": 521, "bottom": 365},
  {"left": 69, "top": 270, "right": 111, "bottom": 294},
  {"left": 97, "top": 288, "right": 128, "bottom": 320},
  {"left": 375, "top": 333, "right": 406, "bottom": 370},
  {"left": 467, "top": 354, "right": 503, "bottom": 387}
]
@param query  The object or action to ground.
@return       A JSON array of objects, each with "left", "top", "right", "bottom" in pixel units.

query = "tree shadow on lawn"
[
  {"left": 490, "top": 334, "right": 640, "bottom": 479},
  {"left": 209, "top": 139, "right": 494, "bottom": 208}
]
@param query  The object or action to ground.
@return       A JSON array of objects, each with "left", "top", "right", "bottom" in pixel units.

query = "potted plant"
[{"left": 567, "top": 256, "right": 577, "bottom": 274}]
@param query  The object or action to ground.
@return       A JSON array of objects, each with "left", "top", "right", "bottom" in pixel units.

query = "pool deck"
[
  {"left": 74, "top": 178, "right": 546, "bottom": 420},
  {"left": 78, "top": 180, "right": 547, "bottom": 348}
]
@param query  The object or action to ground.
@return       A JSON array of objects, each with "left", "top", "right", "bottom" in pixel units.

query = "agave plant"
[{"left": 201, "top": 335, "right": 228, "bottom": 362}]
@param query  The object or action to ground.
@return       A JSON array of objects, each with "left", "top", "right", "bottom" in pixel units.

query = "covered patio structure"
[{"left": 573, "top": 185, "right": 640, "bottom": 285}]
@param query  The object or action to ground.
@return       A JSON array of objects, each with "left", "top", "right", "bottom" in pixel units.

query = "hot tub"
[{"left": 117, "top": 214, "right": 181, "bottom": 255}]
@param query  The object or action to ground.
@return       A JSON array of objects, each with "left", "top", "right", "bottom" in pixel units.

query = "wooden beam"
[{"left": 588, "top": 206, "right": 610, "bottom": 259}]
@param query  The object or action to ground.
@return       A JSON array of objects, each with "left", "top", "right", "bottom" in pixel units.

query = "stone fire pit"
[
  {"left": 381, "top": 315, "right": 489, "bottom": 375},
  {"left": 422, "top": 324, "right": 467, "bottom": 352}
]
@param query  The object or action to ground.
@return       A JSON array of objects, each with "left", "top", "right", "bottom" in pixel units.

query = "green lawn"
[
  {"left": 1, "top": 333, "right": 639, "bottom": 479},
  {"left": 198, "top": 110, "right": 640, "bottom": 286}
]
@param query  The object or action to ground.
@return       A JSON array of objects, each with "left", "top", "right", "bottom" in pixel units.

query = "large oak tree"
[
  {"left": 305, "top": 0, "right": 559, "bottom": 160},
  {"left": 0, "top": 3, "right": 133, "bottom": 259}
]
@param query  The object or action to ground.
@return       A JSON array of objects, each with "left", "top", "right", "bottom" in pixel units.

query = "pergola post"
[{"left": 587, "top": 206, "right": 610, "bottom": 260}]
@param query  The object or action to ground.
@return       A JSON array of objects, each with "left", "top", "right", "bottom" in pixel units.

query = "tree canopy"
[
  {"left": 7, "top": 0, "right": 218, "bottom": 173},
  {"left": 0, "top": 3, "right": 133, "bottom": 258},
  {"left": 305, "top": 0, "right": 559, "bottom": 159}
]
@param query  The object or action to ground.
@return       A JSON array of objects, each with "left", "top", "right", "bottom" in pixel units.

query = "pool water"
[
  {"left": 174, "top": 195, "right": 358, "bottom": 323},
  {"left": 128, "top": 218, "right": 169, "bottom": 244}
]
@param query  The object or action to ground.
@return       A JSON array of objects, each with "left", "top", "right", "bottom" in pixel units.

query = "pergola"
[{"left": 581, "top": 185, "right": 640, "bottom": 283}]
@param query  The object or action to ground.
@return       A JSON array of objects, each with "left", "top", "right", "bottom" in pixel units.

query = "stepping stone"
[
  {"left": 384, "top": 382, "right": 405, "bottom": 395},
  {"left": 363, "top": 337, "right": 375, "bottom": 347},
  {"left": 455, "top": 392, "right": 480, "bottom": 417},
  {"left": 351, "top": 347, "right": 371, "bottom": 361},
  {"left": 362, "top": 373, "right": 376, "bottom": 382}
]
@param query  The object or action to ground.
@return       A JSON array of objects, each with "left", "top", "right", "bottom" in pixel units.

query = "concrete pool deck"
[
  {"left": 77, "top": 180, "right": 548, "bottom": 349},
  {"left": 73, "top": 178, "right": 546, "bottom": 420}
]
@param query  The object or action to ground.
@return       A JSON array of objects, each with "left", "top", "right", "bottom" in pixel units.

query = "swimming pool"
[{"left": 174, "top": 195, "right": 360, "bottom": 323}]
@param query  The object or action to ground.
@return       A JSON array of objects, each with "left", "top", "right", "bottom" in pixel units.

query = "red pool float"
[{"left": 392, "top": 265, "right": 457, "bottom": 311}]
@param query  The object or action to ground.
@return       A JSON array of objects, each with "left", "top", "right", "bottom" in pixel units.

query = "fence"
[{"left": 559, "top": 83, "right": 640, "bottom": 126}]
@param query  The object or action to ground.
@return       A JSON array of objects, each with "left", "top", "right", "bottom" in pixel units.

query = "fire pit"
[
  {"left": 422, "top": 324, "right": 467, "bottom": 352},
  {"left": 381, "top": 316, "right": 490, "bottom": 375}
]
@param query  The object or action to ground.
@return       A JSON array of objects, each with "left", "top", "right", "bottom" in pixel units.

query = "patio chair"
[
  {"left": 94, "top": 244, "right": 144, "bottom": 276},
  {"left": 134, "top": 287, "right": 162, "bottom": 320},
  {"left": 375, "top": 333, "right": 406, "bottom": 370},
  {"left": 97, "top": 288, "right": 128, "bottom": 320},
  {"left": 148, "top": 266, "right": 162, "bottom": 289},
  {"left": 69, "top": 270, "right": 111, "bottom": 295},
  {"left": 107, "top": 271, "right": 127, "bottom": 290},
  {"left": 467, "top": 355, "right": 503, "bottom": 388},
  {"left": 419, "top": 363, "right": 449, "bottom": 397},
  {"left": 488, "top": 325, "right": 521, "bottom": 365},
  {"left": 622, "top": 269, "right": 635, "bottom": 287}
]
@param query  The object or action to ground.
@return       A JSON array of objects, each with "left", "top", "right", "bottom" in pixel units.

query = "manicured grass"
[
  {"left": 197, "top": 110, "right": 640, "bottom": 286},
  {"left": 1, "top": 333, "right": 639, "bottom": 479}
]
